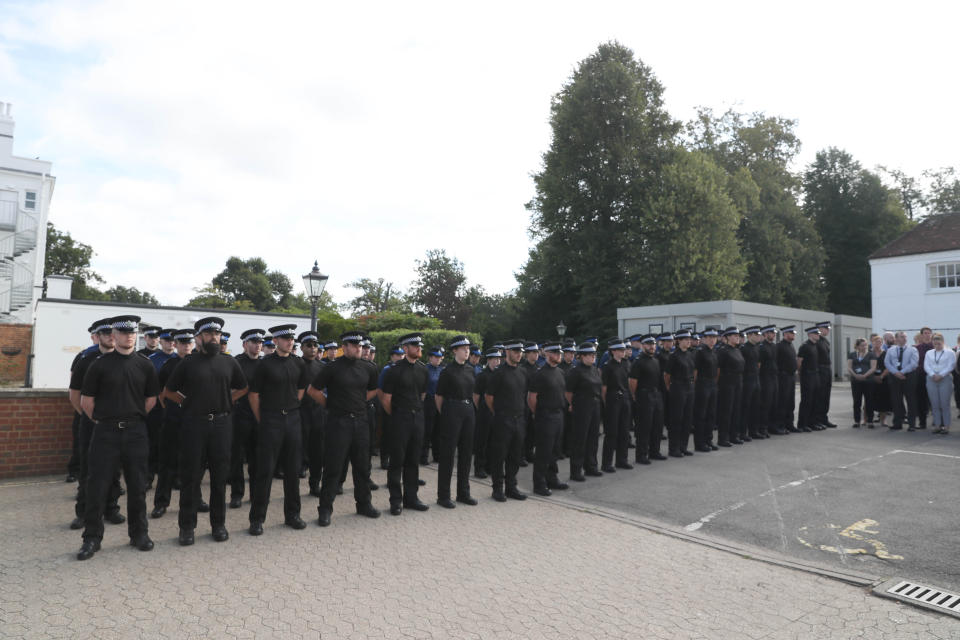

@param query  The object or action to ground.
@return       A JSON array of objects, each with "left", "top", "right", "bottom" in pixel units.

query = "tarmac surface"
[{"left": 2, "top": 382, "right": 960, "bottom": 639}]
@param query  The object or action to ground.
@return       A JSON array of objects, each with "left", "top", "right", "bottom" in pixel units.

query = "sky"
[{"left": 1, "top": 0, "right": 958, "bottom": 307}]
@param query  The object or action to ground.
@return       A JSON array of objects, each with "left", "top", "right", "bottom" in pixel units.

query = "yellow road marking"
[{"left": 796, "top": 519, "right": 903, "bottom": 560}]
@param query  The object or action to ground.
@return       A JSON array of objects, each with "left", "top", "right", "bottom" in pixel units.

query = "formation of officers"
[{"left": 66, "top": 315, "right": 839, "bottom": 561}]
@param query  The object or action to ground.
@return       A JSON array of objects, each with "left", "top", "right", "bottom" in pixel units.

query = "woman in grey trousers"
[{"left": 923, "top": 333, "right": 955, "bottom": 434}]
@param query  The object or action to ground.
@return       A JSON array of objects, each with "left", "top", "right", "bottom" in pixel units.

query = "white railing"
[{"left": 0, "top": 201, "right": 16, "bottom": 230}]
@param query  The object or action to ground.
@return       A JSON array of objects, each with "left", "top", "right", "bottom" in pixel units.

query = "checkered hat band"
[
  {"left": 95, "top": 324, "right": 113, "bottom": 333},
  {"left": 324, "top": 342, "right": 338, "bottom": 349},
  {"left": 112, "top": 320, "right": 138, "bottom": 331},
  {"left": 273, "top": 328, "right": 296, "bottom": 338},
  {"left": 450, "top": 338, "right": 470, "bottom": 348},
  {"left": 543, "top": 345, "right": 561, "bottom": 352},
  {"left": 609, "top": 342, "right": 626, "bottom": 350},
  {"left": 197, "top": 321, "right": 222, "bottom": 332},
  {"left": 503, "top": 342, "right": 524, "bottom": 350},
  {"left": 243, "top": 333, "right": 265, "bottom": 342},
  {"left": 174, "top": 332, "right": 194, "bottom": 340},
  {"left": 400, "top": 336, "right": 422, "bottom": 346},
  {"left": 579, "top": 346, "right": 597, "bottom": 353},
  {"left": 641, "top": 337, "right": 656, "bottom": 344},
  {"left": 343, "top": 334, "right": 363, "bottom": 343}
]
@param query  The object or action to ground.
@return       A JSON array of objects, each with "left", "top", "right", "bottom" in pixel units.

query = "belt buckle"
[
  {"left": 281, "top": 409, "right": 288, "bottom": 415},
  {"left": 207, "top": 413, "right": 215, "bottom": 421},
  {"left": 117, "top": 421, "right": 127, "bottom": 429}
]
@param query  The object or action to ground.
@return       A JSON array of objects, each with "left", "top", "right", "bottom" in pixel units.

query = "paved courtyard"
[{"left": 2, "top": 457, "right": 959, "bottom": 639}]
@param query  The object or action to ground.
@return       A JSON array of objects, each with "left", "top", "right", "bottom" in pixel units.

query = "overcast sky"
[{"left": 1, "top": 1, "right": 957, "bottom": 307}]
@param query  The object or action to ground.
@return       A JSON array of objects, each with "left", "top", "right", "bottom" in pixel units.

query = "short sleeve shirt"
[
  {"left": 436, "top": 361, "right": 475, "bottom": 402},
  {"left": 312, "top": 356, "right": 378, "bottom": 416},
  {"left": 164, "top": 352, "right": 247, "bottom": 417},
  {"left": 382, "top": 358, "right": 429, "bottom": 412},
  {"left": 250, "top": 353, "right": 308, "bottom": 412},
  {"left": 849, "top": 351, "right": 875, "bottom": 375},
  {"left": 80, "top": 351, "right": 160, "bottom": 421},
  {"left": 529, "top": 364, "right": 565, "bottom": 411},
  {"left": 487, "top": 362, "right": 528, "bottom": 415}
]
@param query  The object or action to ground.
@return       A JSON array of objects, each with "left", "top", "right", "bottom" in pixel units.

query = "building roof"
[{"left": 870, "top": 213, "right": 960, "bottom": 260}]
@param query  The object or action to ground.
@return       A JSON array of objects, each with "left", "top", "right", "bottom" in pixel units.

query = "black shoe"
[
  {"left": 533, "top": 487, "right": 552, "bottom": 497},
  {"left": 730, "top": 438, "right": 743, "bottom": 444},
  {"left": 356, "top": 503, "right": 381, "bottom": 519},
  {"left": 826, "top": 421, "right": 838, "bottom": 428},
  {"left": 456, "top": 495, "right": 478, "bottom": 506},
  {"left": 695, "top": 445, "right": 712, "bottom": 453},
  {"left": 417, "top": 478, "right": 426, "bottom": 486},
  {"left": 178, "top": 529, "right": 195, "bottom": 546},
  {"left": 65, "top": 474, "right": 77, "bottom": 483},
  {"left": 105, "top": 511, "right": 126, "bottom": 525},
  {"left": 118, "top": 485, "right": 125, "bottom": 496},
  {"left": 198, "top": 501, "right": 210, "bottom": 513},
  {"left": 918, "top": 423, "right": 927, "bottom": 430},
  {"left": 437, "top": 497, "right": 456, "bottom": 509},
  {"left": 150, "top": 506, "right": 166, "bottom": 519},
  {"left": 770, "top": 428, "right": 787, "bottom": 435},
  {"left": 601, "top": 465, "right": 616, "bottom": 473},
  {"left": 212, "top": 526, "right": 228, "bottom": 542},
  {"left": 505, "top": 488, "right": 527, "bottom": 501},
  {"left": 518, "top": 459, "right": 528, "bottom": 467},
  {"left": 492, "top": 490, "right": 507, "bottom": 503},
  {"left": 682, "top": 449, "right": 694, "bottom": 456},
  {"left": 403, "top": 499, "right": 429, "bottom": 511},
  {"left": 718, "top": 441, "right": 732, "bottom": 447},
  {"left": 474, "top": 469, "right": 488, "bottom": 479},
  {"left": 615, "top": 462, "right": 634, "bottom": 470},
  {"left": 70, "top": 516, "right": 85, "bottom": 530},
  {"left": 668, "top": 450, "right": 684, "bottom": 458},
  {"left": 797, "top": 426, "right": 811, "bottom": 433},
  {"left": 570, "top": 472, "right": 586, "bottom": 481},
  {"left": 787, "top": 426, "right": 800, "bottom": 433},
  {"left": 585, "top": 468, "right": 604, "bottom": 477},
  {"left": 907, "top": 426, "right": 917, "bottom": 432},
  {"left": 299, "top": 468, "right": 308, "bottom": 479},
  {"left": 419, "top": 456, "right": 429, "bottom": 466},
  {"left": 317, "top": 509, "right": 332, "bottom": 526},
  {"left": 285, "top": 516, "right": 307, "bottom": 530},
  {"left": 742, "top": 435, "right": 752, "bottom": 442},
  {"left": 549, "top": 482, "right": 569, "bottom": 491},
  {"left": 308, "top": 485, "right": 321, "bottom": 498},
  {"left": 380, "top": 460, "right": 389, "bottom": 470},
  {"left": 390, "top": 503, "right": 403, "bottom": 515},
  {"left": 249, "top": 521, "right": 263, "bottom": 536},
  {"left": 273, "top": 471, "right": 284, "bottom": 480},
  {"left": 889, "top": 425, "right": 902, "bottom": 430},
  {"left": 709, "top": 444, "right": 719, "bottom": 451},
  {"left": 368, "top": 481, "right": 379, "bottom": 491},
  {"left": 77, "top": 539, "right": 100, "bottom": 561},
  {"left": 636, "top": 457, "right": 651, "bottom": 465},
  {"left": 852, "top": 423, "right": 860, "bottom": 429},
  {"left": 130, "top": 534, "right": 154, "bottom": 551},
  {"left": 229, "top": 496, "right": 243, "bottom": 509},
  {"left": 650, "top": 453, "right": 668, "bottom": 461}
]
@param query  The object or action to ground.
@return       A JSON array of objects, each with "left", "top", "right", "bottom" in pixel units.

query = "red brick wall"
[
  {"left": 0, "top": 324, "right": 32, "bottom": 385},
  {"left": 0, "top": 390, "right": 74, "bottom": 479}
]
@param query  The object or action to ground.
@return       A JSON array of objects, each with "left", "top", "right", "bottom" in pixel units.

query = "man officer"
[
  {"left": 796, "top": 327, "right": 822, "bottom": 432},
  {"left": 485, "top": 339, "right": 529, "bottom": 501},
  {"left": 716, "top": 327, "right": 745, "bottom": 446},
  {"left": 151, "top": 328, "right": 195, "bottom": 518},
  {"left": 565, "top": 342, "right": 603, "bottom": 480},
  {"left": 758, "top": 325, "right": 779, "bottom": 437},
  {"left": 665, "top": 330, "right": 695, "bottom": 458},
  {"left": 230, "top": 329, "right": 264, "bottom": 508},
  {"left": 741, "top": 326, "right": 763, "bottom": 440},
  {"left": 528, "top": 341, "right": 569, "bottom": 496},
  {"left": 813, "top": 321, "right": 837, "bottom": 428},
  {"left": 472, "top": 347, "right": 501, "bottom": 479},
  {"left": 137, "top": 325, "right": 161, "bottom": 357},
  {"left": 600, "top": 337, "right": 632, "bottom": 472},
  {"left": 692, "top": 328, "right": 719, "bottom": 452},
  {"left": 298, "top": 331, "right": 324, "bottom": 485},
  {"left": 775, "top": 326, "right": 798, "bottom": 433},
  {"left": 434, "top": 335, "right": 478, "bottom": 507},
  {"left": 628, "top": 334, "right": 665, "bottom": 464}
]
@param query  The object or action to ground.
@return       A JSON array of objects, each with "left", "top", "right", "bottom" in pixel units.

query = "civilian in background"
[
  {"left": 868, "top": 335, "right": 891, "bottom": 429},
  {"left": 915, "top": 327, "right": 933, "bottom": 430},
  {"left": 847, "top": 338, "right": 876, "bottom": 428},
  {"left": 923, "top": 333, "right": 954, "bottom": 435},
  {"left": 885, "top": 331, "right": 919, "bottom": 431}
]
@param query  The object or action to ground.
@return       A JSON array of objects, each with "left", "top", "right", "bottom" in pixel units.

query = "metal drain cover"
[{"left": 874, "top": 578, "right": 960, "bottom": 618}]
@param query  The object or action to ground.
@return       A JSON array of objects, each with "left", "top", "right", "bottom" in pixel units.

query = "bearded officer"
[
  {"left": 434, "top": 335, "right": 478, "bottom": 507},
  {"left": 528, "top": 341, "right": 568, "bottom": 496},
  {"left": 230, "top": 329, "right": 264, "bottom": 508},
  {"left": 298, "top": 331, "right": 324, "bottom": 486},
  {"left": 151, "top": 328, "right": 195, "bottom": 518}
]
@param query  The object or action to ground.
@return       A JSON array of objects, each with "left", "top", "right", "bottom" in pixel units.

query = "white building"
[
  {"left": 0, "top": 101, "right": 55, "bottom": 324},
  {"left": 869, "top": 213, "right": 960, "bottom": 345}
]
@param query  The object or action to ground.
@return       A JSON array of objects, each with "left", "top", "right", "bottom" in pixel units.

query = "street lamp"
[
  {"left": 556, "top": 321, "right": 566, "bottom": 337},
  {"left": 302, "top": 260, "right": 329, "bottom": 333}
]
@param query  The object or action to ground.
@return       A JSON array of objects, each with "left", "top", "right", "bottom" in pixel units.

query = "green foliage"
[
  {"left": 354, "top": 311, "right": 441, "bottom": 333},
  {"left": 346, "top": 278, "right": 408, "bottom": 316},
  {"left": 103, "top": 285, "right": 159, "bottom": 306},
  {"left": 409, "top": 249, "right": 468, "bottom": 328},
  {"left": 368, "top": 329, "right": 483, "bottom": 368},
  {"left": 43, "top": 222, "right": 104, "bottom": 299},
  {"left": 210, "top": 256, "right": 292, "bottom": 311},
  {"left": 313, "top": 311, "right": 354, "bottom": 342},
  {"left": 923, "top": 167, "right": 960, "bottom": 216}
]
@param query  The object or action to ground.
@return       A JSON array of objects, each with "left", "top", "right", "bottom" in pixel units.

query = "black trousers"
[
  {"left": 249, "top": 410, "right": 301, "bottom": 523},
  {"left": 367, "top": 400, "right": 378, "bottom": 456},
  {"left": 660, "top": 386, "right": 671, "bottom": 433},
  {"left": 300, "top": 403, "right": 317, "bottom": 471},
  {"left": 82, "top": 420, "right": 148, "bottom": 543},
  {"left": 758, "top": 374, "right": 778, "bottom": 432},
  {"left": 68, "top": 412, "right": 81, "bottom": 477},
  {"left": 307, "top": 406, "right": 326, "bottom": 487},
  {"left": 229, "top": 409, "right": 257, "bottom": 500},
  {"left": 388, "top": 409, "right": 424, "bottom": 505},
  {"left": 601, "top": 392, "right": 631, "bottom": 467},
  {"left": 797, "top": 370, "right": 820, "bottom": 429},
  {"left": 741, "top": 375, "right": 760, "bottom": 437},
  {"left": 717, "top": 381, "right": 742, "bottom": 443},
  {"left": 916, "top": 371, "right": 929, "bottom": 425},
  {"left": 179, "top": 414, "right": 232, "bottom": 531},
  {"left": 153, "top": 404, "right": 182, "bottom": 509},
  {"left": 75, "top": 415, "right": 121, "bottom": 519},
  {"left": 634, "top": 388, "right": 663, "bottom": 460},
  {"left": 523, "top": 406, "right": 536, "bottom": 462},
  {"left": 668, "top": 383, "right": 694, "bottom": 453},
  {"left": 851, "top": 380, "right": 874, "bottom": 423},
  {"left": 889, "top": 372, "right": 918, "bottom": 428},
  {"left": 489, "top": 412, "right": 525, "bottom": 491},
  {"left": 146, "top": 405, "right": 163, "bottom": 480},
  {"left": 693, "top": 380, "right": 717, "bottom": 448},
  {"left": 776, "top": 373, "right": 796, "bottom": 429},
  {"left": 814, "top": 365, "right": 832, "bottom": 424},
  {"left": 561, "top": 402, "right": 572, "bottom": 457},
  {"left": 421, "top": 396, "right": 438, "bottom": 463},
  {"left": 437, "top": 400, "right": 475, "bottom": 500},
  {"left": 379, "top": 405, "right": 391, "bottom": 469},
  {"left": 319, "top": 413, "right": 371, "bottom": 510},
  {"left": 569, "top": 398, "right": 601, "bottom": 475},
  {"left": 474, "top": 403, "right": 493, "bottom": 475},
  {"left": 533, "top": 408, "right": 562, "bottom": 490}
]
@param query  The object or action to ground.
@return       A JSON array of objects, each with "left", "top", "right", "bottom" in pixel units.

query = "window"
[
  {"left": 928, "top": 262, "right": 960, "bottom": 289},
  {"left": 24, "top": 191, "right": 36, "bottom": 210}
]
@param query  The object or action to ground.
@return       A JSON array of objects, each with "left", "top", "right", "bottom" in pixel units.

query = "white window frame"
[
  {"left": 24, "top": 190, "right": 36, "bottom": 210},
  {"left": 927, "top": 261, "right": 960, "bottom": 290}
]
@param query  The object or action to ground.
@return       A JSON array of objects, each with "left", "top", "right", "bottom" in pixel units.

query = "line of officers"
[{"left": 66, "top": 313, "right": 836, "bottom": 561}]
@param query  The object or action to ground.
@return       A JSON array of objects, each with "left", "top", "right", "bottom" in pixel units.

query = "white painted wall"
[{"left": 870, "top": 249, "right": 960, "bottom": 346}]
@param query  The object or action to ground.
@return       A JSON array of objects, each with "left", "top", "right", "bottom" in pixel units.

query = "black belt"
[
  {"left": 448, "top": 399, "right": 472, "bottom": 405},
  {"left": 193, "top": 412, "right": 230, "bottom": 421},
  {"left": 330, "top": 411, "right": 364, "bottom": 420},
  {"left": 263, "top": 408, "right": 298, "bottom": 416},
  {"left": 96, "top": 418, "right": 142, "bottom": 429}
]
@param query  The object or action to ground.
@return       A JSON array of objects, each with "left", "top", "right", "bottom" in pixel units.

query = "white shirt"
[{"left": 924, "top": 347, "right": 956, "bottom": 377}]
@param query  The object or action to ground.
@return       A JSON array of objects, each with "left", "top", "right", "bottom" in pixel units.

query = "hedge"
[{"left": 369, "top": 329, "right": 483, "bottom": 368}]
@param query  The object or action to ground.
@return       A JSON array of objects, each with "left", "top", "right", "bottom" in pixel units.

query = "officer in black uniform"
[
  {"left": 628, "top": 334, "right": 666, "bottom": 464},
  {"left": 377, "top": 344, "right": 403, "bottom": 471},
  {"left": 757, "top": 325, "right": 779, "bottom": 437},
  {"left": 565, "top": 342, "right": 603, "bottom": 480},
  {"left": 716, "top": 327, "right": 745, "bottom": 446},
  {"left": 229, "top": 329, "right": 263, "bottom": 508},
  {"left": 600, "top": 337, "right": 632, "bottom": 472},
  {"left": 297, "top": 331, "right": 324, "bottom": 489},
  {"left": 657, "top": 333, "right": 674, "bottom": 440},
  {"left": 558, "top": 339, "right": 577, "bottom": 458},
  {"left": 797, "top": 327, "right": 822, "bottom": 432},
  {"left": 308, "top": 330, "right": 380, "bottom": 526},
  {"left": 666, "top": 330, "right": 696, "bottom": 457},
  {"left": 485, "top": 339, "right": 529, "bottom": 501},
  {"left": 77, "top": 315, "right": 159, "bottom": 560},
  {"left": 740, "top": 326, "right": 763, "bottom": 441},
  {"left": 813, "top": 321, "right": 836, "bottom": 428},
  {"left": 137, "top": 325, "right": 161, "bottom": 357},
  {"left": 527, "top": 341, "right": 568, "bottom": 496},
  {"left": 519, "top": 341, "right": 539, "bottom": 465},
  {"left": 381, "top": 332, "right": 430, "bottom": 515},
  {"left": 472, "top": 348, "right": 501, "bottom": 479},
  {"left": 693, "top": 328, "right": 719, "bottom": 452},
  {"left": 151, "top": 327, "right": 195, "bottom": 518},
  {"left": 776, "top": 326, "right": 798, "bottom": 433},
  {"left": 67, "top": 323, "right": 103, "bottom": 484},
  {"left": 434, "top": 335, "right": 478, "bottom": 507},
  {"left": 163, "top": 317, "right": 247, "bottom": 545},
  {"left": 247, "top": 324, "right": 309, "bottom": 535}
]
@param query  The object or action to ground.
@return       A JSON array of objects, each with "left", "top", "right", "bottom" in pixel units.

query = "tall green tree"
[
  {"left": 923, "top": 167, "right": 960, "bottom": 216},
  {"left": 803, "top": 148, "right": 910, "bottom": 316},
  {"left": 409, "top": 249, "right": 467, "bottom": 328},
  {"left": 209, "top": 256, "right": 293, "bottom": 311},
  {"left": 103, "top": 285, "right": 159, "bottom": 306},
  {"left": 346, "top": 277, "right": 408, "bottom": 316},
  {"left": 43, "top": 223, "right": 104, "bottom": 300}
]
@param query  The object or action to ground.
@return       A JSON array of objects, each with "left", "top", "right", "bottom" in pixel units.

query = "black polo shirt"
[
  {"left": 475, "top": 366, "right": 495, "bottom": 403},
  {"left": 312, "top": 356, "right": 377, "bottom": 417},
  {"left": 777, "top": 340, "right": 797, "bottom": 374},
  {"left": 798, "top": 340, "right": 820, "bottom": 373},
  {"left": 164, "top": 352, "right": 247, "bottom": 417},
  {"left": 657, "top": 350, "right": 673, "bottom": 390},
  {"left": 487, "top": 362, "right": 528, "bottom": 415},
  {"left": 300, "top": 356, "right": 324, "bottom": 410},
  {"left": 759, "top": 341, "right": 779, "bottom": 377},
  {"left": 436, "top": 361, "right": 476, "bottom": 402},
  {"left": 741, "top": 341, "right": 759, "bottom": 378},
  {"left": 566, "top": 363, "right": 602, "bottom": 403},
  {"left": 717, "top": 344, "right": 745, "bottom": 385},
  {"left": 382, "top": 358, "right": 429, "bottom": 412},
  {"left": 668, "top": 349, "right": 695, "bottom": 386},
  {"left": 158, "top": 354, "right": 183, "bottom": 390},
  {"left": 629, "top": 352, "right": 661, "bottom": 391},
  {"left": 694, "top": 346, "right": 718, "bottom": 382},
  {"left": 235, "top": 353, "right": 260, "bottom": 411},
  {"left": 529, "top": 364, "right": 565, "bottom": 411},
  {"left": 80, "top": 351, "right": 160, "bottom": 421},
  {"left": 601, "top": 357, "right": 629, "bottom": 394},
  {"left": 250, "top": 352, "right": 308, "bottom": 412},
  {"left": 816, "top": 337, "right": 831, "bottom": 367},
  {"left": 69, "top": 349, "right": 108, "bottom": 391}
]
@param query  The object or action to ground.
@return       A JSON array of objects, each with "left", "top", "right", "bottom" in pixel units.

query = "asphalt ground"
[{"left": 541, "top": 382, "right": 960, "bottom": 594}]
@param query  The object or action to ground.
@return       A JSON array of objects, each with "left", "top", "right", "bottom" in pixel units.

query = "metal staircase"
[{"left": 0, "top": 200, "right": 38, "bottom": 317}]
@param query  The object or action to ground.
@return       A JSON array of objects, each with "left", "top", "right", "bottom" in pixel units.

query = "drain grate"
[{"left": 886, "top": 580, "right": 960, "bottom": 615}]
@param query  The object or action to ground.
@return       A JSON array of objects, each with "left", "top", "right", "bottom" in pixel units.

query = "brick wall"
[
  {"left": 0, "top": 389, "right": 74, "bottom": 479},
  {"left": 0, "top": 324, "right": 32, "bottom": 386}
]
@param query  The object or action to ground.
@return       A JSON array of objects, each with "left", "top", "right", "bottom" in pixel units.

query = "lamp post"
[
  {"left": 556, "top": 321, "right": 566, "bottom": 338},
  {"left": 302, "top": 261, "right": 329, "bottom": 333}
]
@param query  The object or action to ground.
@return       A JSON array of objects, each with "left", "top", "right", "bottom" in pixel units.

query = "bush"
[{"left": 369, "top": 329, "right": 483, "bottom": 367}]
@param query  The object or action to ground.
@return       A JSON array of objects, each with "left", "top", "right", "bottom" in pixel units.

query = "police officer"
[
  {"left": 693, "top": 328, "right": 719, "bottom": 452},
  {"left": 657, "top": 333, "right": 674, "bottom": 441},
  {"left": 717, "top": 327, "right": 745, "bottom": 446},
  {"left": 666, "top": 329, "right": 696, "bottom": 457},
  {"left": 77, "top": 315, "right": 160, "bottom": 560},
  {"left": 298, "top": 331, "right": 324, "bottom": 487},
  {"left": 308, "top": 330, "right": 380, "bottom": 526},
  {"left": 757, "top": 326, "right": 779, "bottom": 437},
  {"left": 469, "top": 345, "right": 483, "bottom": 375},
  {"left": 377, "top": 345, "right": 403, "bottom": 470},
  {"left": 148, "top": 328, "right": 177, "bottom": 370},
  {"left": 519, "top": 341, "right": 540, "bottom": 465},
  {"left": 797, "top": 327, "right": 822, "bottom": 432},
  {"left": 558, "top": 339, "right": 577, "bottom": 458},
  {"left": 740, "top": 326, "right": 763, "bottom": 441},
  {"left": 565, "top": 342, "right": 603, "bottom": 480},
  {"left": 138, "top": 325, "right": 161, "bottom": 357},
  {"left": 421, "top": 345, "right": 444, "bottom": 465},
  {"left": 472, "top": 348, "right": 501, "bottom": 479},
  {"left": 628, "top": 334, "right": 665, "bottom": 464},
  {"left": 527, "top": 341, "right": 568, "bottom": 496},
  {"left": 485, "top": 339, "right": 529, "bottom": 501},
  {"left": 813, "top": 321, "right": 836, "bottom": 428},
  {"left": 163, "top": 317, "right": 247, "bottom": 545},
  {"left": 776, "top": 326, "right": 798, "bottom": 433},
  {"left": 434, "top": 335, "right": 478, "bottom": 507},
  {"left": 382, "top": 332, "right": 430, "bottom": 515},
  {"left": 261, "top": 335, "right": 276, "bottom": 357},
  {"left": 230, "top": 329, "right": 264, "bottom": 508},
  {"left": 247, "top": 324, "right": 309, "bottom": 535},
  {"left": 601, "top": 337, "right": 632, "bottom": 472},
  {"left": 220, "top": 331, "right": 231, "bottom": 354},
  {"left": 66, "top": 322, "right": 102, "bottom": 484}
]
